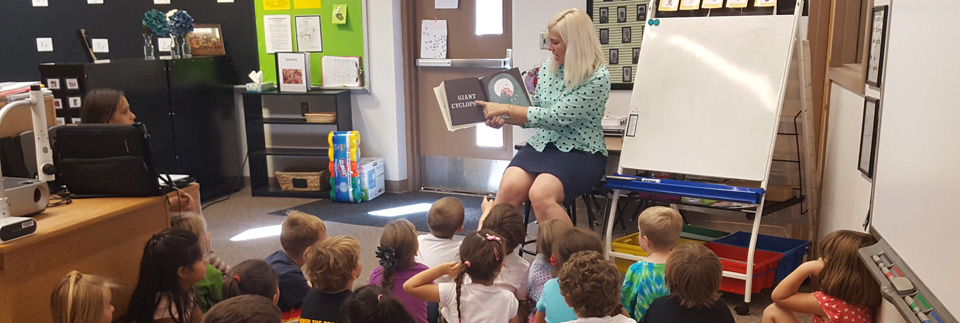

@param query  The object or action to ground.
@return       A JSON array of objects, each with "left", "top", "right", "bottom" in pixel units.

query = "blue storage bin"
[{"left": 712, "top": 231, "right": 811, "bottom": 281}]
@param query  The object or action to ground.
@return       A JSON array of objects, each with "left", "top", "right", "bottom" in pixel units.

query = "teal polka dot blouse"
[{"left": 525, "top": 59, "right": 610, "bottom": 156}]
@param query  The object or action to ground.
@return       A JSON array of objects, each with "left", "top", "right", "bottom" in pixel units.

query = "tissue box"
[
  {"left": 245, "top": 82, "right": 275, "bottom": 92},
  {"left": 358, "top": 157, "right": 385, "bottom": 201}
]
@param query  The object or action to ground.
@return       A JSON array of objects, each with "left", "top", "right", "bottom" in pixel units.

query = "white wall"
[
  {"left": 819, "top": 83, "right": 873, "bottom": 236},
  {"left": 350, "top": 0, "right": 407, "bottom": 182}
]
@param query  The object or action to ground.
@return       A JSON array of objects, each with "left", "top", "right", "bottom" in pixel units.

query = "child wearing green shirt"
[{"left": 620, "top": 206, "right": 683, "bottom": 321}]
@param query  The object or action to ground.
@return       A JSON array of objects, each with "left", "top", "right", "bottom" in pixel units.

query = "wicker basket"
[
  {"left": 304, "top": 112, "right": 336, "bottom": 123},
  {"left": 276, "top": 170, "right": 330, "bottom": 191}
]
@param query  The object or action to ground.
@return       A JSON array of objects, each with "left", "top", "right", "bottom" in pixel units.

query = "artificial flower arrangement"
[
  {"left": 166, "top": 9, "right": 195, "bottom": 36},
  {"left": 142, "top": 9, "right": 169, "bottom": 36}
]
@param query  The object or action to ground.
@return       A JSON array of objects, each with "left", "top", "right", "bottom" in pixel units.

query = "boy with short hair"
[
  {"left": 620, "top": 206, "right": 683, "bottom": 321},
  {"left": 299, "top": 236, "right": 363, "bottom": 323},
  {"left": 414, "top": 197, "right": 465, "bottom": 282},
  {"left": 643, "top": 244, "right": 735, "bottom": 323},
  {"left": 557, "top": 251, "right": 633, "bottom": 323},
  {"left": 265, "top": 210, "right": 327, "bottom": 318},
  {"left": 204, "top": 295, "right": 282, "bottom": 323}
]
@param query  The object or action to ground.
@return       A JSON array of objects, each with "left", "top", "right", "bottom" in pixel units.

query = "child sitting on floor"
[
  {"left": 557, "top": 251, "right": 633, "bottom": 323},
  {"left": 265, "top": 210, "right": 327, "bottom": 319},
  {"left": 370, "top": 219, "right": 429, "bottom": 322},
  {"left": 644, "top": 244, "right": 735, "bottom": 323},
  {"left": 620, "top": 206, "right": 683, "bottom": 321},
  {"left": 299, "top": 236, "right": 363, "bottom": 323},
  {"left": 50, "top": 271, "right": 118, "bottom": 323}
]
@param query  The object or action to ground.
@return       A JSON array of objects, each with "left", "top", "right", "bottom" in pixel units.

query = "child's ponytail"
[
  {"left": 454, "top": 263, "right": 468, "bottom": 322},
  {"left": 455, "top": 229, "right": 507, "bottom": 321},
  {"left": 376, "top": 220, "right": 419, "bottom": 294},
  {"left": 221, "top": 259, "right": 279, "bottom": 301}
]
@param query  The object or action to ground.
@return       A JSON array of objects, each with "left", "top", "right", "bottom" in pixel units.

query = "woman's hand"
[
  {"left": 476, "top": 100, "right": 509, "bottom": 118},
  {"left": 485, "top": 116, "right": 507, "bottom": 129}
]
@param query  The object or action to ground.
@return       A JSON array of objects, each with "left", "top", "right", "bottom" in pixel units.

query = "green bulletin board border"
[{"left": 254, "top": 0, "right": 367, "bottom": 88}]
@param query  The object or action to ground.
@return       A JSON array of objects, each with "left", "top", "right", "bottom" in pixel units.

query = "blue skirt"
[{"left": 508, "top": 144, "right": 607, "bottom": 206}]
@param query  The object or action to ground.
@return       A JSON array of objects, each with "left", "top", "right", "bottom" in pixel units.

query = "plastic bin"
[
  {"left": 704, "top": 242, "right": 783, "bottom": 295},
  {"left": 681, "top": 225, "right": 730, "bottom": 242},
  {"left": 711, "top": 231, "right": 811, "bottom": 281},
  {"left": 611, "top": 233, "right": 706, "bottom": 273}
]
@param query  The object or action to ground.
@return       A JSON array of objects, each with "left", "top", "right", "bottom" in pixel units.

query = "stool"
[{"left": 517, "top": 193, "right": 597, "bottom": 256}]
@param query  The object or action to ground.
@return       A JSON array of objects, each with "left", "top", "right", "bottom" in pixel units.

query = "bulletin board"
[
  {"left": 587, "top": 0, "right": 651, "bottom": 90},
  {"left": 253, "top": 0, "right": 368, "bottom": 89}
]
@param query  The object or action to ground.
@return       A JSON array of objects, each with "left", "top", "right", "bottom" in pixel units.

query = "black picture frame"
[
  {"left": 637, "top": 4, "right": 647, "bottom": 21},
  {"left": 866, "top": 6, "right": 888, "bottom": 88},
  {"left": 632, "top": 47, "right": 641, "bottom": 64},
  {"left": 858, "top": 97, "right": 881, "bottom": 178},
  {"left": 587, "top": 0, "right": 650, "bottom": 90},
  {"left": 617, "top": 6, "right": 627, "bottom": 23},
  {"left": 600, "top": 7, "right": 609, "bottom": 24},
  {"left": 610, "top": 48, "right": 619, "bottom": 65},
  {"left": 622, "top": 26, "right": 632, "bottom": 43},
  {"left": 623, "top": 66, "right": 633, "bottom": 83},
  {"left": 600, "top": 28, "right": 609, "bottom": 44}
]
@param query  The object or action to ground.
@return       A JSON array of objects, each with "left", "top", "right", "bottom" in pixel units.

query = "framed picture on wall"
[
  {"left": 588, "top": 0, "right": 651, "bottom": 90},
  {"left": 866, "top": 6, "right": 888, "bottom": 87},
  {"left": 187, "top": 24, "right": 226, "bottom": 56},
  {"left": 858, "top": 97, "right": 881, "bottom": 178}
]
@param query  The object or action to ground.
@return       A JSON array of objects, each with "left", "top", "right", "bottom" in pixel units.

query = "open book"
[{"left": 434, "top": 68, "right": 531, "bottom": 131}]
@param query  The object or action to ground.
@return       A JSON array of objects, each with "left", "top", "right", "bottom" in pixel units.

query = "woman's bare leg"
[
  {"left": 528, "top": 174, "right": 571, "bottom": 225},
  {"left": 494, "top": 166, "right": 536, "bottom": 207}
]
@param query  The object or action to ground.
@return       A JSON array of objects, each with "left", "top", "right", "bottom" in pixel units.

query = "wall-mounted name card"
[
  {"left": 154, "top": 0, "right": 171, "bottom": 4},
  {"left": 659, "top": 0, "right": 680, "bottom": 11},
  {"left": 158, "top": 38, "right": 172, "bottom": 52},
  {"left": 217, "top": 0, "right": 235, "bottom": 2},
  {"left": 702, "top": 0, "right": 723, "bottom": 9},
  {"left": 33, "top": 0, "right": 48, "bottom": 7},
  {"left": 726, "top": 0, "right": 748, "bottom": 8},
  {"left": 680, "top": 0, "right": 701, "bottom": 10},
  {"left": 755, "top": 0, "right": 776, "bottom": 7},
  {"left": 92, "top": 39, "right": 109, "bottom": 53},
  {"left": 88, "top": 0, "right": 104, "bottom": 4},
  {"left": 36, "top": 38, "right": 53, "bottom": 52}
]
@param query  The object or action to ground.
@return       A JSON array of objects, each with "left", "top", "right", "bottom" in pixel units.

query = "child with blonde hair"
[
  {"left": 763, "top": 230, "right": 881, "bottom": 323},
  {"left": 370, "top": 219, "right": 429, "bottom": 322},
  {"left": 644, "top": 244, "right": 735, "bottom": 323},
  {"left": 266, "top": 210, "right": 327, "bottom": 318},
  {"left": 620, "top": 206, "right": 683, "bottom": 321},
  {"left": 50, "top": 271, "right": 118, "bottom": 323},
  {"left": 557, "top": 251, "right": 633, "bottom": 323},
  {"left": 170, "top": 212, "right": 226, "bottom": 312},
  {"left": 127, "top": 228, "right": 207, "bottom": 323},
  {"left": 528, "top": 219, "right": 573, "bottom": 303},
  {"left": 404, "top": 230, "right": 519, "bottom": 323},
  {"left": 535, "top": 227, "right": 604, "bottom": 323},
  {"left": 299, "top": 235, "right": 363, "bottom": 323}
]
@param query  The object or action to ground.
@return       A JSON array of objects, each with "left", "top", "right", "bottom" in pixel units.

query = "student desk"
[{"left": 0, "top": 184, "right": 196, "bottom": 323}]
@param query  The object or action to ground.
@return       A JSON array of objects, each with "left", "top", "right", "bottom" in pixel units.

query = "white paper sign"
[
  {"left": 264, "top": 15, "right": 294, "bottom": 53},
  {"left": 435, "top": 0, "right": 457, "bottom": 9},
  {"left": 92, "top": 39, "right": 109, "bottom": 53},
  {"left": 158, "top": 38, "right": 172, "bottom": 52},
  {"left": 295, "top": 16, "right": 323, "bottom": 52},
  {"left": 36, "top": 38, "right": 53, "bottom": 52},
  {"left": 217, "top": 0, "right": 235, "bottom": 2},
  {"left": 88, "top": 0, "right": 104, "bottom": 4},
  {"left": 726, "top": 0, "right": 748, "bottom": 7},
  {"left": 321, "top": 56, "right": 362, "bottom": 87},
  {"left": 33, "top": 0, "right": 48, "bottom": 7},
  {"left": 277, "top": 52, "right": 309, "bottom": 92},
  {"left": 154, "top": 0, "right": 171, "bottom": 4},
  {"left": 702, "top": 0, "right": 723, "bottom": 8},
  {"left": 421, "top": 20, "right": 448, "bottom": 59},
  {"left": 68, "top": 97, "right": 82, "bottom": 108}
]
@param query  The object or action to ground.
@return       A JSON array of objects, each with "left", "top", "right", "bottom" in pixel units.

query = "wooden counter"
[{"left": 0, "top": 187, "right": 180, "bottom": 323}]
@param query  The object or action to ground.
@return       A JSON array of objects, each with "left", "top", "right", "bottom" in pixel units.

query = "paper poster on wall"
[
  {"left": 264, "top": 15, "right": 294, "bottom": 53},
  {"left": 276, "top": 52, "right": 310, "bottom": 92},
  {"left": 659, "top": 0, "right": 679, "bottom": 11},
  {"left": 726, "top": 0, "right": 748, "bottom": 8},
  {"left": 436, "top": 0, "right": 457, "bottom": 9},
  {"left": 294, "top": 0, "right": 321, "bottom": 9},
  {"left": 332, "top": 4, "right": 347, "bottom": 24},
  {"left": 421, "top": 19, "right": 448, "bottom": 59},
  {"left": 702, "top": 0, "right": 723, "bottom": 9},
  {"left": 680, "top": 0, "right": 701, "bottom": 10},
  {"left": 295, "top": 16, "right": 323, "bottom": 52},
  {"left": 263, "top": 0, "right": 291, "bottom": 10},
  {"left": 321, "top": 56, "right": 362, "bottom": 87},
  {"left": 755, "top": 0, "right": 776, "bottom": 7},
  {"left": 92, "top": 39, "right": 109, "bottom": 53}
]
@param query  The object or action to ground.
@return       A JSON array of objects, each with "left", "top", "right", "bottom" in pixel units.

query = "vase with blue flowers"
[{"left": 167, "top": 9, "right": 195, "bottom": 59}]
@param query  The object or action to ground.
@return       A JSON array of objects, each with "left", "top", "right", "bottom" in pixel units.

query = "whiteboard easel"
[{"left": 604, "top": 0, "right": 805, "bottom": 313}]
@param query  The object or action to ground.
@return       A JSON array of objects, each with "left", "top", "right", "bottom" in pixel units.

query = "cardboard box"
[{"left": 358, "top": 157, "right": 385, "bottom": 201}]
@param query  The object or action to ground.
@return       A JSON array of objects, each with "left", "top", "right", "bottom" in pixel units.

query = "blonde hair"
[
  {"left": 636, "top": 206, "right": 683, "bottom": 251},
  {"left": 665, "top": 244, "right": 723, "bottom": 309},
  {"left": 302, "top": 235, "right": 361, "bottom": 293},
  {"left": 170, "top": 211, "right": 209, "bottom": 254},
  {"left": 547, "top": 8, "right": 605, "bottom": 92},
  {"left": 428, "top": 197, "right": 464, "bottom": 238},
  {"left": 537, "top": 219, "right": 573, "bottom": 261},
  {"left": 50, "top": 271, "right": 118, "bottom": 323},
  {"left": 281, "top": 210, "right": 328, "bottom": 261},
  {"left": 818, "top": 230, "right": 882, "bottom": 308}
]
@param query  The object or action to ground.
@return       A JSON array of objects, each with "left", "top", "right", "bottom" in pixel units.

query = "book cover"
[{"left": 434, "top": 68, "right": 531, "bottom": 132}]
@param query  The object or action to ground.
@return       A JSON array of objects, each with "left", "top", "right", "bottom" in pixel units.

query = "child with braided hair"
[
  {"left": 369, "top": 219, "right": 429, "bottom": 322},
  {"left": 404, "top": 229, "right": 520, "bottom": 323}
]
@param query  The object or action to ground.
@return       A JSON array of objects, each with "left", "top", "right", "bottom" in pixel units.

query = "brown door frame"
[{"left": 400, "top": 0, "right": 422, "bottom": 192}]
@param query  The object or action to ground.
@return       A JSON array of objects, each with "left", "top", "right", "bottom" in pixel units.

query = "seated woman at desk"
[
  {"left": 476, "top": 8, "right": 610, "bottom": 225},
  {"left": 80, "top": 88, "right": 195, "bottom": 213}
]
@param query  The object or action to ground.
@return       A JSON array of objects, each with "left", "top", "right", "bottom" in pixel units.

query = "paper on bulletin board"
[
  {"left": 680, "top": 0, "right": 701, "bottom": 10},
  {"left": 321, "top": 56, "right": 362, "bottom": 87},
  {"left": 726, "top": 0, "right": 748, "bottom": 8},
  {"left": 421, "top": 19, "right": 448, "bottom": 59},
  {"left": 435, "top": 0, "right": 457, "bottom": 9},
  {"left": 295, "top": 0, "right": 321, "bottom": 9},
  {"left": 264, "top": 15, "right": 294, "bottom": 53},
  {"left": 264, "top": 0, "right": 291, "bottom": 10},
  {"left": 332, "top": 4, "right": 347, "bottom": 24},
  {"left": 295, "top": 15, "right": 323, "bottom": 52},
  {"left": 659, "top": 0, "right": 679, "bottom": 11},
  {"left": 754, "top": 0, "right": 776, "bottom": 7},
  {"left": 702, "top": 0, "right": 723, "bottom": 9}
]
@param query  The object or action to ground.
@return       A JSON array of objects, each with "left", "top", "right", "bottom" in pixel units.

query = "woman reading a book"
[
  {"left": 80, "top": 88, "right": 195, "bottom": 213},
  {"left": 476, "top": 8, "right": 610, "bottom": 226}
]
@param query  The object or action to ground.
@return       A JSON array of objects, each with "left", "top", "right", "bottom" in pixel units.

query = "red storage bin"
[{"left": 705, "top": 242, "right": 784, "bottom": 295}]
